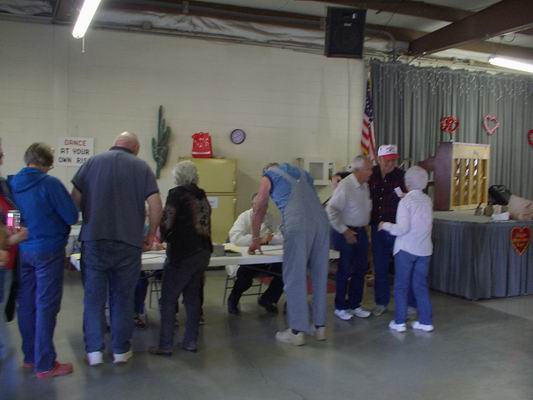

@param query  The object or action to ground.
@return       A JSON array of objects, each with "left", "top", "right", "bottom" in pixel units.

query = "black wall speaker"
[{"left": 324, "top": 8, "right": 367, "bottom": 59}]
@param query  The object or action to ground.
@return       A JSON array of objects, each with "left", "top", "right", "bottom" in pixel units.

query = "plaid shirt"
[{"left": 369, "top": 166, "right": 406, "bottom": 225}]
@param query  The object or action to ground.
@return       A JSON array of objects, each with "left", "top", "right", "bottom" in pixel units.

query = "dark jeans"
[
  {"left": 134, "top": 271, "right": 149, "bottom": 315},
  {"left": 17, "top": 249, "right": 65, "bottom": 372},
  {"left": 371, "top": 226, "right": 396, "bottom": 307},
  {"left": 333, "top": 228, "right": 368, "bottom": 310},
  {"left": 159, "top": 250, "right": 210, "bottom": 350},
  {"left": 81, "top": 240, "right": 141, "bottom": 354},
  {"left": 229, "top": 263, "right": 283, "bottom": 304}
]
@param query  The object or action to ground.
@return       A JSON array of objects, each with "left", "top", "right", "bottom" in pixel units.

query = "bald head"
[{"left": 114, "top": 132, "right": 140, "bottom": 155}]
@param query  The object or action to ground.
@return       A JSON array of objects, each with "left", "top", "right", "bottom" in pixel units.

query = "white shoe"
[
  {"left": 350, "top": 307, "right": 371, "bottom": 318},
  {"left": 87, "top": 351, "right": 103, "bottom": 366},
  {"left": 113, "top": 349, "right": 133, "bottom": 364},
  {"left": 313, "top": 326, "right": 326, "bottom": 341},
  {"left": 334, "top": 309, "right": 353, "bottom": 321},
  {"left": 275, "top": 329, "right": 305, "bottom": 346},
  {"left": 407, "top": 306, "right": 417, "bottom": 316},
  {"left": 389, "top": 320, "right": 407, "bottom": 333},
  {"left": 373, "top": 305, "right": 387, "bottom": 316},
  {"left": 412, "top": 321, "right": 434, "bottom": 332}
]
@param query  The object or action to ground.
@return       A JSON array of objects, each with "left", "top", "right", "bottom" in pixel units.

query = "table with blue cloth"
[{"left": 430, "top": 211, "right": 533, "bottom": 300}]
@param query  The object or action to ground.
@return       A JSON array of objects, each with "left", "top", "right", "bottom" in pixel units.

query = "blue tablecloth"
[{"left": 430, "top": 211, "right": 533, "bottom": 300}]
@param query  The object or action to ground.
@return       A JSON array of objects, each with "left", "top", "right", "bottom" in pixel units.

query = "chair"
[{"left": 222, "top": 265, "right": 264, "bottom": 305}]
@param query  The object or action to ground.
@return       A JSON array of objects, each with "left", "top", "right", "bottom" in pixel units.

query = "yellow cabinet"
[
  {"left": 207, "top": 195, "right": 237, "bottom": 243},
  {"left": 186, "top": 158, "right": 236, "bottom": 193}
]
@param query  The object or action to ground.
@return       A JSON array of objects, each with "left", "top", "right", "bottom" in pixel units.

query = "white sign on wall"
[
  {"left": 207, "top": 196, "right": 219, "bottom": 209},
  {"left": 57, "top": 137, "right": 94, "bottom": 167}
]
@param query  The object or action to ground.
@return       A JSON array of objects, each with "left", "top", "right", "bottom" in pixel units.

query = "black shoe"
[
  {"left": 227, "top": 294, "right": 240, "bottom": 315},
  {"left": 258, "top": 297, "right": 278, "bottom": 313}
]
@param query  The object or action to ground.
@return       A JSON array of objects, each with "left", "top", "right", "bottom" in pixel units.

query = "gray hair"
[
  {"left": 262, "top": 162, "right": 279, "bottom": 175},
  {"left": 172, "top": 160, "right": 199, "bottom": 186},
  {"left": 405, "top": 166, "right": 429, "bottom": 190},
  {"left": 350, "top": 155, "right": 369, "bottom": 171},
  {"left": 24, "top": 142, "right": 54, "bottom": 167}
]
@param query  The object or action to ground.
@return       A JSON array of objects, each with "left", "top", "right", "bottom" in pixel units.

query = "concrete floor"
[{"left": 1, "top": 270, "right": 533, "bottom": 400}]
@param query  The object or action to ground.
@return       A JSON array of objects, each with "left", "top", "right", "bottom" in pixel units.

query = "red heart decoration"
[
  {"left": 511, "top": 226, "right": 531, "bottom": 256},
  {"left": 528, "top": 129, "right": 533, "bottom": 149},
  {"left": 440, "top": 116, "right": 459, "bottom": 134},
  {"left": 483, "top": 115, "right": 500, "bottom": 135}
]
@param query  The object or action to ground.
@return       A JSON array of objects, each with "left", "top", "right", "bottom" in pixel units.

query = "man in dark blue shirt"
[{"left": 72, "top": 132, "right": 162, "bottom": 366}]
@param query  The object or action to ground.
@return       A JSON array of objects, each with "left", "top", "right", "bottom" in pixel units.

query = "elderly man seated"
[{"left": 226, "top": 193, "right": 284, "bottom": 315}]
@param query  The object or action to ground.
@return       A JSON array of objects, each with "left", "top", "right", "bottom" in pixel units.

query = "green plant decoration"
[{"left": 152, "top": 105, "right": 171, "bottom": 179}]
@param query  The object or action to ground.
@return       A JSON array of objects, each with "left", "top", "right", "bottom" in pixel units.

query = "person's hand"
[
  {"left": 10, "top": 227, "right": 28, "bottom": 244},
  {"left": 248, "top": 238, "right": 263, "bottom": 255},
  {"left": 343, "top": 229, "right": 358, "bottom": 244},
  {"left": 378, "top": 222, "right": 385, "bottom": 231},
  {"left": 143, "top": 234, "right": 155, "bottom": 252},
  {"left": 0, "top": 250, "right": 8, "bottom": 267},
  {"left": 261, "top": 233, "right": 274, "bottom": 245}
]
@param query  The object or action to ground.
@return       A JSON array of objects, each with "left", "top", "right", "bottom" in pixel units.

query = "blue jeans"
[
  {"left": 333, "top": 228, "right": 368, "bottom": 310},
  {"left": 82, "top": 240, "right": 141, "bottom": 354},
  {"left": 17, "top": 249, "right": 65, "bottom": 372},
  {"left": 0, "top": 269, "right": 13, "bottom": 359},
  {"left": 394, "top": 250, "right": 432, "bottom": 325}
]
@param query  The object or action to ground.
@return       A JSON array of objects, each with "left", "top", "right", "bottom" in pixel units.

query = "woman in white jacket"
[{"left": 379, "top": 166, "right": 434, "bottom": 333}]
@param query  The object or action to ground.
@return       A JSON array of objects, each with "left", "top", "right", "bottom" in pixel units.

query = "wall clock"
[{"left": 230, "top": 129, "right": 246, "bottom": 145}]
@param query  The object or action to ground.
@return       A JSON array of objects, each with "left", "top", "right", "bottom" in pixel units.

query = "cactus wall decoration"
[{"left": 152, "top": 105, "right": 171, "bottom": 179}]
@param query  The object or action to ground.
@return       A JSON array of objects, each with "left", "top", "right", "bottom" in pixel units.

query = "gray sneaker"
[
  {"left": 275, "top": 329, "right": 305, "bottom": 346},
  {"left": 373, "top": 305, "right": 387, "bottom": 316}
]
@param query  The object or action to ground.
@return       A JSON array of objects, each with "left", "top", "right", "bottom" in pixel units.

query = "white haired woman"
[
  {"left": 379, "top": 166, "right": 434, "bottom": 333},
  {"left": 150, "top": 161, "right": 212, "bottom": 355}
]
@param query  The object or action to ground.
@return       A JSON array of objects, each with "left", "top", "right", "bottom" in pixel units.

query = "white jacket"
[{"left": 228, "top": 209, "right": 283, "bottom": 246}]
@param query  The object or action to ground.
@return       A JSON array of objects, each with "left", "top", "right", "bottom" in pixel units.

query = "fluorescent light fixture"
[
  {"left": 72, "top": 0, "right": 102, "bottom": 39},
  {"left": 488, "top": 56, "right": 533, "bottom": 74}
]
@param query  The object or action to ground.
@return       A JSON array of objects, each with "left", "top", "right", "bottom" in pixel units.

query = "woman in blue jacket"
[{"left": 10, "top": 143, "right": 79, "bottom": 379}]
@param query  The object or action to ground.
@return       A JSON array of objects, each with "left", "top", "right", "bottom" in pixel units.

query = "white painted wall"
[{"left": 0, "top": 20, "right": 365, "bottom": 214}]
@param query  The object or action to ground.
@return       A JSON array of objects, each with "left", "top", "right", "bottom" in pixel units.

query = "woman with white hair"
[
  {"left": 379, "top": 166, "right": 434, "bottom": 333},
  {"left": 150, "top": 161, "right": 212, "bottom": 355}
]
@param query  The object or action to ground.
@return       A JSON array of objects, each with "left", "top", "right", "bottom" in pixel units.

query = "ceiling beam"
[
  {"left": 298, "top": 0, "right": 472, "bottom": 22},
  {"left": 65, "top": 0, "right": 533, "bottom": 61},
  {"left": 408, "top": 0, "right": 533, "bottom": 56}
]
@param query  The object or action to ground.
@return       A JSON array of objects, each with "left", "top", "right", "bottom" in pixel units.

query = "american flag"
[{"left": 361, "top": 81, "right": 377, "bottom": 161}]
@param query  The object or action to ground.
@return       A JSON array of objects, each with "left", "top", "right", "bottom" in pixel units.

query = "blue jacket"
[{"left": 9, "top": 167, "right": 79, "bottom": 253}]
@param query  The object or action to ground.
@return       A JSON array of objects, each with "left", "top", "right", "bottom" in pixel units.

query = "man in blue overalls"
[{"left": 249, "top": 163, "right": 330, "bottom": 346}]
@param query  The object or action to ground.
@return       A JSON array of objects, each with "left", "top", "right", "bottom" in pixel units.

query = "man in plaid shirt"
[{"left": 368, "top": 145, "right": 407, "bottom": 316}]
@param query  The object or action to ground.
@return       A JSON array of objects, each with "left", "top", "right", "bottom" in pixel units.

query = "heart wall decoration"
[
  {"left": 483, "top": 114, "right": 500, "bottom": 135},
  {"left": 528, "top": 129, "right": 533, "bottom": 149},
  {"left": 440, "top": 116, "right": 459, "bottom": 134},
  {"left": 511, "top": 226, "right": 531, "bottom": 256}
]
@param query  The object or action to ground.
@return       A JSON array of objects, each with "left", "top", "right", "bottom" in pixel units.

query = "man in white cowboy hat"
[{"left": 368, "top": 144, "right": 410, "bottom": 316}]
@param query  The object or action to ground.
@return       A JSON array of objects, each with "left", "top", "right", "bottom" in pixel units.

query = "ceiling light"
[
  {"left": 72, "top": 0, "right": 102, "bottom": 39},
  {"left": 488, "top": 56, "right": 533, "bottom": 74}
]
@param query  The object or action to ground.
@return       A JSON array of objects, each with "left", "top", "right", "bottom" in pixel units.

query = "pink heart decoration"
[
  {"left": 529, "top": 129, "right": 533, "bottom": 149},
  {"left": 483, "top": 114, "right": 500, "bottom": 135}
]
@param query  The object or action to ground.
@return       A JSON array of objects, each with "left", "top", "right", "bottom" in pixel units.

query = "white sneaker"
[
  {"left": 412, "top": 321, "right": 434, "bottom": 332},
  {"left": 87, "top": 351, "right": 103, "bottom": 366},
  {"left": 113, "top": 349, "right": 133, "bottom": 364},
  {"left": 407, "top": 306, "right": 417, "bottom": 316},
  {"left": 373, "top": 305, "right": 387, "bottom": 316},
  {"left": 389, "top": 320, "right": 407, "bottom": 333},
  {"left": 350, "top": 307, "right": 371, "bottom": 318},
  {"left": 334, "top": 309, "right": 353, "bottom": 321},
  {"left": 275, "top": 329, "right": 305, "bottom": 346},
  {"left": 313, "top": 326, "right": 326, "bottom": 341}
]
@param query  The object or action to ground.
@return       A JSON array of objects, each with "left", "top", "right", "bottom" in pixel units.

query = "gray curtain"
[{"left": 371, "top": 61, "right": 533, "bottom": 199}]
